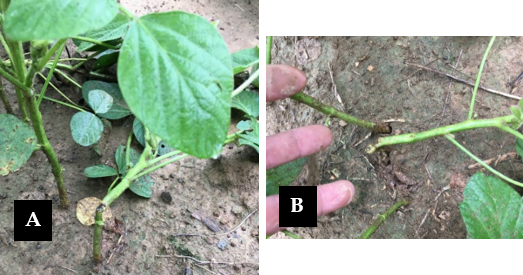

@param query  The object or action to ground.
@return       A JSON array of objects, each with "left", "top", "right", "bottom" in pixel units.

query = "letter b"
[{"left": 290, "top": 198, "right": 303, "bottom": 212}]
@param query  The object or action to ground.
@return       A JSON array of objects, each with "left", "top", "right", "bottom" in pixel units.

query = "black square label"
[
  {"left": 14, "top": 200, "right": 52, "bottom": 241},
  {"left": 279, "top": 186, "right": 317, "bottom": 228}
]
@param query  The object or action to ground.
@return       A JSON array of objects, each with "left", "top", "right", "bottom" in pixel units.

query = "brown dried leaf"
[{"left": 76, "top": 197, "right": 113, "bottom": 226}]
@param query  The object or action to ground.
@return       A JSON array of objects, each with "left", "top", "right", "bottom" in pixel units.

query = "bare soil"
[
  {"left": 267, "top": 36, "right": 523, "bottom": 239},
  {"left": 0, "top": 1, "right": 259, "bottom": 274}
]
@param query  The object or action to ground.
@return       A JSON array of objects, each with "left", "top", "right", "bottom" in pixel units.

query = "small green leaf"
[
  {"left": 459, "top": 172, "right": 523, "bottom": 238},
  {"left": 519, "top": 98, "right": 523, "bottom": 113},
  {"left": 93, "top": 49, "right": 119, "bottom": 71},
  {"left": 115, "top": 145, "right": 140, "bottom": 175},
  {"left": 0, "top": 114, "right": 37, "bottom": 176},
  {"left": 231, "top": 46, "right": 259, "bottom": 74},
  {"left": 70, "top": 112, "right": 104, "bottom": 146},
  {"left": 251, "top": 63, "right": 259, "bottom": 87},
  {"left": 84, "top": 165, "right": 118, "bottom": 178},
  {"left": 76, "top": 13, "right": 130, "bottom": 51},
  {"left": 133, "top": 118, "right": 145, "bottom": 147},
  {"left": 4, "top": 0, "right": 118, "bottom": 41},
  {"left": 118, "top": 11, "right": 233, "bottom": 158},
  {"left": 129, "top": 174, "right": 154, "bottom": 198},
  {"left": 238, "top": 119, "right": 259, "bottom": 152},
  {"left": 517, "top": 138, "right": 523, "bottom": 159},
  {"left": 158, "top": 141, "right": 176, "bottom": 156},
  {"left": 232, "top": 90, "right": 259, "bottom": 118},
  {"left": 82, "top": 81, "right": 131, "bottom": 119},
  {"left": 88, "top": 89, "right": 113, "bottom": 114},
  {"left": 266, "top": 157, "right": 308, "bottom": 196},
  {"left": 510, "top": 106, "right": 522, "bottom": 120},
  {"left": 237, "top": 120, "right": 251, "bottom": 131}
]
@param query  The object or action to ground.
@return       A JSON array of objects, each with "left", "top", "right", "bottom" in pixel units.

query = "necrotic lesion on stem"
[{"left": 359, "top": 199, "right": 408, "bottom": 239}]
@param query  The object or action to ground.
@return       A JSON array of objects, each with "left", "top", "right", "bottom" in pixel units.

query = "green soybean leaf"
[
  {"left": 251, "top": 63, "right": 259, "bottom": 87},
  {"left": 76, "top": 13, "right": 130, "bottom": 51},
  {"left": 232, "top": 90, "right": 259, "bottom": 118},
  {"left": 510, "top": 106, "right": 522, "bottom": 120},
  {"left": 237, "top": 120, "right": 251, "bottom": 131},
  {"left": 266, "top": 157, "right": 308, "bottom": 197},
  {"left": 231, "top": 46, "right": 260, "bottom": 74},
  {"left": 118, "top": 11, "right": 233, "bottom": 159},
  {"left": 129, "top": 174, "right": 154, "bottom": 198},
  {"left": 4, "top": 0, "right": 118, "bottom": 41},
  {"left": 517, "top": 138, "right": 523, "bottom": 159},
  {"left": 238, "top": 119, "right": 259, "bottom": 152},
  {"left": 70, "top": 112, "right": 103, "bottom": 146},
  {"left": 88, "top": 89, "right": 113, "bottom": 114},
  {"left": 0, "top": 114, "right": 37, "bottom": 176},
  {"left": 115, "top": 145, "right": 140, "bottom": 175},
  {"left": 84, "top": 164, "right": 118, "bottom": 178},
  {"left": 133, "top": 118, "right": 146, "bottom": 147},
  {"left": 93, "top": 49, "right": 119, "bottom": 71},
  {"left": 459, "top": 172, "right": 523, "bottom": 239},
  {"left": 83, "top": 81, "right": 131, "bottom": 119},
  {"left": 158, "top": 141, "right": 176, "bottom": 156}
]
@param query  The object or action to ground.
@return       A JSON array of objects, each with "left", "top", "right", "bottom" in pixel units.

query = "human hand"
[{"left": 266, "top": 65, "right": 355, "bottom": 235}]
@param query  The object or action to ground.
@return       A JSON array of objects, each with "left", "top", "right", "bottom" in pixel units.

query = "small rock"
[
  {"left": 231, "top": 204, "right": 243, "bottom": 215},
  {"left": 160, "top": 192, "right": 172, "bottom": 203},
  {"left": 0, "top": 192, "right": 7, "bottom": 199},
  {"left": 367, "top": 65, "right": 374, "bottom": 72},
  {"left": 177, "top": 178, "right": 185, "bottom": 184},
  {"left": 213, "top": 210, "right": 220, "bottom": 217},
  {"left": 217, "top": 238, "right": 229, "bottom": 250}
]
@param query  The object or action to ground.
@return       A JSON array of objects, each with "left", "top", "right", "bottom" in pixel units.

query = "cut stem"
[
  {"left": 92, "top": 205, "right": 104, "bottom": 262},
  {"left": 291, "top": 92, "right": 391, "bottom": 134},
  {"left": 359, "top": 199, "right": 408, "bottom": 239}
]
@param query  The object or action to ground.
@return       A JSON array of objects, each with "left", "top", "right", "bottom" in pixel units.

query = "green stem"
[
  {"left": 36, "top": 72, "right": 83, "bottom": 109},
  {"left": 37, "top": 43, "right": 65, "bottom": 107},
  {"left": 40, "top": 95, "right": 85, "bottom": 112},
  {"left": 107, "top": 176, "right": 120, "bottom": 192},
  {"left": 0, "top": 63, "right": 30, "bottom": 93},
  {"left": 118, "top": 4, "right": 135, "bottom": 20},
  {"left": 445, "top": 134, "right": 523, "bottom": 187},
  {"left": 282, "top": 230, "right": 302, "bottom": 239},
  {"left": 468, "top": 36, "right": 496, "bottom": 120},
  {"left": 6, "top": 40, "right": 29, "bottom": 122},
  {"left": 231, "top": 68, "right": 259, "bottom": 97},
  {"left": 133, "top": 154, "right": 188, "bottom": 180},
  {"left": 102, "top": 143, "right": 152, "bottom": 206},
  {"left": 38, "top": 39, "right": 67, "bottom": 72},
  {"left": 92, "top": 204, "right": 104, "bottom": 262},
  {"left": 291, "top": 92, "right": 391, "bottom": 133},
  {"left": 71, "top": 36, "right": 120, "bottom": 50},
  {"left": 145, "top": 149, "right": 182, "bottom": 167},
  {"left": 266, "top": 36, "right": 272, "bottom": 64},
  {"left": 125, "top": 130, "right": 133, "bottom": 169},
  {"left": 52, "top": 68, "right": 82, "bottom": 88},
  {"left": 359, "top": 199, "right": 408, "bottom": 239},
  {"left": 366, "top": 115, "right": 514, "bottom": 153},
  {"left": 0, "top": 79, "right": 14, "bottom": 114},
  {"left": 0, "top": 32, "right": 14, "bottom": 66}
]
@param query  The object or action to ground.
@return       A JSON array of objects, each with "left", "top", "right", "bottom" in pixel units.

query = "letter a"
[{"left": 25, "top": 212, "right": 41, "bottom": 226}]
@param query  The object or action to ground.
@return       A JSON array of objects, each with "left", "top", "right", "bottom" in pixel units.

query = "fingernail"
[
  {"left": 278, "top": 66, "right": 306, "bottom": 96},
  {"left": 340, "top": 181, "right": 355, "bottom": 206}
]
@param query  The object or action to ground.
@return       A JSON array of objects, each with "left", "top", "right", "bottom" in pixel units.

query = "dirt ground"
[
  {"left": 267, "top": 36, "right": 523, "bottom": 239},
  {"left": 0, "top": 1, "right": 259, "bottom": 274}
]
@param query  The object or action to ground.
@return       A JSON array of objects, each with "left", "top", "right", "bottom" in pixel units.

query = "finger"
[
  {"left": 316, "top": 180, "right": 355, "bottom": 217},
  {"left": 265, "top": 180, "right": 355, "bottom": 235},
  {"left": 266, "top": 125, "right": 332, "bottom": 170},
  {"left": 266, "top": 65, "right": 306, "bottom": 102}
]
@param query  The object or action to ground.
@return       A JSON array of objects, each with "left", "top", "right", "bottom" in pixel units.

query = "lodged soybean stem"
[{"left": 291, "top": 92, "right": 391, "bottom": 134}]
